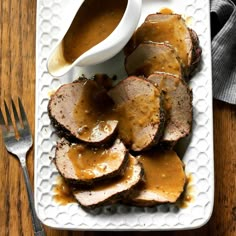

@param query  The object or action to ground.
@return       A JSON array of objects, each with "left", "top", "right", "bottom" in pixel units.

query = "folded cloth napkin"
[{"left": 211, "top": 0, "right": 236, "bottom": 104}]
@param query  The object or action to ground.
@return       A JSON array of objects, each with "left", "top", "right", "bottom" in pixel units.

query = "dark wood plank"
[
  {"left": 0, "top": 0, "right": 236, "bottom": 235},
  {"left": 211, "top": 100, "right": 236, "bottom": 236},
  {"left": 0, "top": 0, "right": 36, "bottom": 236}
]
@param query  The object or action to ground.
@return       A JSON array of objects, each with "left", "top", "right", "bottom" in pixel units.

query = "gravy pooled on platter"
[
  {"left": 53, "top": 176, "right": 76, "bottom": 205},
  {"left": 63, "top": 0, "right": 128, "bottom": 63}
]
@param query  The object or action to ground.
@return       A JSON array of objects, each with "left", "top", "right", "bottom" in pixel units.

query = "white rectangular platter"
[{"left": 35, "top": 0, "right": 214, "bottom": 230}]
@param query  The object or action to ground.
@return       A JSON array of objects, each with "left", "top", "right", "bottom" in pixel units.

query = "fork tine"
[
  {"left": 18, "top": 98, "right": 30, "bottom": 129},
  {"left": 0, "top": 108, "right": 8, "bottom": 136},
  {"left": 4, "top": 100, "right": 14, "bottom": 131},
  {"left": 11, "top": 99, "right": 21, "bottom": 130}
]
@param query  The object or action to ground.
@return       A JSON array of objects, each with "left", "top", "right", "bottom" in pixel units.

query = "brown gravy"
[
  {"left": 137, "top": 150, "right": 186, "bottom": 202},
  {"left": 135, "top": 14, "right": 191, "bottom": 68},
  {"left": 63, "top": 0, "right": 128, "bottom": 63},
  {"left": 160, "top": 8, "right": 173, "bottom": 14},
  {"left": 86, "top": 154, "right": 134, "bottom": 192},
  {"left": 115, "top": 92, "right": 160, "bottom": 150},
  {"left": 53, "top": 176, "right": 76, "bottom": 205},
  {"left": 132, "top": 46, "right": 182, "bottom": 77},
  {"left": 158, "top": 74, "right": 180, "bottom": 112},
  {"left": 176, "top": 174, "right": 194, "bottom": 208},
  {"left": 73, "top": 80, "right": 117, "bottom": 140},
  {"left": 67, "top": 144, "right": 121, "bottom": 180}
]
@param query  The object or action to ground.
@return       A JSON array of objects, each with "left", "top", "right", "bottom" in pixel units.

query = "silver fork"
[{"left": 0, "top": 98, "right": 45, "bottom": 236}]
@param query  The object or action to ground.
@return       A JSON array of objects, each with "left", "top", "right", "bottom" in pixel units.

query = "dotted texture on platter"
[{"left": 35, "top": 0, "right": 214, "bottom": 230}]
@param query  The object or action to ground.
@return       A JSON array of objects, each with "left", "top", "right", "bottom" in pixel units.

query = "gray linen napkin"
[{"left": 211, "top": 0, "right": 236, "bottom": 104}]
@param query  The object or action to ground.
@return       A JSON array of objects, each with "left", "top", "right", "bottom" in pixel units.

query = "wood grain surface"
[{"left": 0, "top": 0, "right": 235, "bottom": 235}]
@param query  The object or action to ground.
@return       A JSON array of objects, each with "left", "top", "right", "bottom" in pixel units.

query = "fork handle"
[{"left": 21, "top": 161, "right": 46, "bottom": 236}]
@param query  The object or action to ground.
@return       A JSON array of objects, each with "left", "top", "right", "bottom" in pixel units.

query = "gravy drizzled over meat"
[
  {"left": 48, "top": 79, "right": 118, "bottom": 144},
  {"left": 73, "top": 154, "right": 143, "bottom": 208},
  {"left": 72, "top": 80, "right": 117, "bottom": 141},
  {"left": 49, "top": 9, "right": 202, "bottom": 209},
  {"left": 108, "top": 76, "right": 165, "bottom": 151},
  {"left": 129, "top": 150, "right": 186, "bottom": 205},
  {"left": 63, "top": 0, "right": 128, "bottom": 63},
  {"left": 54, "top": 138, "right": 128, "bottom": 185}
]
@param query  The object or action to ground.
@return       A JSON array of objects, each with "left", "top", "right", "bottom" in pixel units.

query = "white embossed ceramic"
[
  {"left": 46, "top": 0, "right": 142, "bottom": 77},
  {"left": 35, "top": 0, "right": 214, "bottom": 230}
]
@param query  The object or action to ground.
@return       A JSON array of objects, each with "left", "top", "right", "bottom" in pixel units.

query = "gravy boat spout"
[{"left": 47, "top": 0, "right": 142, "bottom": 77}]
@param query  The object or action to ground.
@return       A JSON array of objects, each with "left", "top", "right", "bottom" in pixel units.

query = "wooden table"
[{"left": 0, "top": 0, "right": 235, "bottom": 235}]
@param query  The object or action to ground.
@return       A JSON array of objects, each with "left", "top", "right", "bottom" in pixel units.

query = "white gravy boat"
[{"left": 47, "top": 0, "right": 142, "bottom": 77}]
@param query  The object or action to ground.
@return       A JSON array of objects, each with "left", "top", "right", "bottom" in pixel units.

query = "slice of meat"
[
  {"left": 125, "top": 13, "right": 201, "bottom": 77},
  {"left": 125, "top": 42, "right": 182, "bottom": 77},
  {"left": 54, "top": 138, "right": 128, "bottom": 185},
  {"left": 147, "top": 73, "right": 192, "bottom": 146},
  {"left": 129, "top": 149, "right": 186, "bottom": 206},
  {"left": 188, "top": 28, "right": 202, "bottom": 76},
  {"left": 108, "top": 76, "right": 165, "bottom": 151},
  {"left": 73, "top": 154, "right": 143, "bottom": 209},
  {"left": 48, "top": 79, "right": 118, "bottom": 144}
]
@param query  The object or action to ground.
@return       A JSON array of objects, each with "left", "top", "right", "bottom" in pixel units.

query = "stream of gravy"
[{"left": 63, "top": 0, "right": 128, "bottom": 63}]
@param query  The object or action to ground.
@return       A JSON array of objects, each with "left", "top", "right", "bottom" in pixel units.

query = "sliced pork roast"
[
  {"left": 147, "top": 73, "right": 192, "bottom": 146},
  {"left": 48, "top": 79, "right": 118, "bottom": 144},
  {"left": 73, "top": 154, "right": 143, "bottom": 209},
  {"left": 125, "top": 42, "right": 182, "bottom": 78},
  {"left": 55, "top": 138, "right": 128, "bottom": 185},
  {"left": 108, "top": 76, "right": 165, "bottom": 151},
  {"left": 129, "top": 149, "right": 186, "bottom": 206},
  {"left": 125, "top": 13, "right": 201, "bottom": 77}
]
